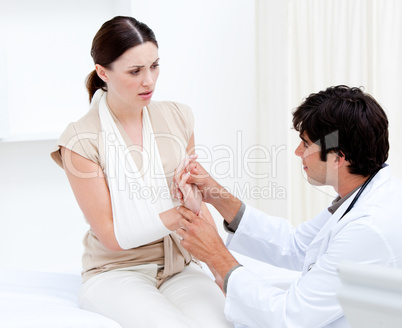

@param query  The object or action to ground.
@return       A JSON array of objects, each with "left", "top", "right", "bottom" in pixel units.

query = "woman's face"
[{"left": 99, "top": 42, "right": 160, "bottom": 110}]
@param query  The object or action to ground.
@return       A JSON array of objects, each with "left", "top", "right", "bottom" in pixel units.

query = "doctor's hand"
[
  {"left": 172, "top": 159, "right": 230, "bottom": 205},
  {"left": 176, "top": 206, "right": 239, "bottom": 289}
]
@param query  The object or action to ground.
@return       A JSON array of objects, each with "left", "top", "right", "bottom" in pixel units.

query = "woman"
[{"left": 51, "top": 16, "right": 232, "bottom": 328}]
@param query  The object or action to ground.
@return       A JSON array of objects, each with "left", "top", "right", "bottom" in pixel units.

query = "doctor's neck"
[{"left": 335, "top": 173, "right": 370, "bottom": 198}]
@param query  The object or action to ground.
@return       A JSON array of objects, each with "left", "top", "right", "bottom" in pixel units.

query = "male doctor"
[{"left": 173, "top": 85, "right": 402, "bottom": 328}]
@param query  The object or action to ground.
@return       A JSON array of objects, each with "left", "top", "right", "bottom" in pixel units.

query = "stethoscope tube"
[{"left": 338, "top": 169, "right": 380, "bottom": 221}]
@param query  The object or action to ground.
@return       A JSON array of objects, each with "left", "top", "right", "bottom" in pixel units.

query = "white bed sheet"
[
  {"left": 0, "top": 253, "right": 300, "bottom": 328},
  {"left": 0, "top": 269, "right": 122, "bottom": 328}
]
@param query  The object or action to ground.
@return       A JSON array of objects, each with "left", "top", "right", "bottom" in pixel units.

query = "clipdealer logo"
[{"left": 63, "top": 130, "right": 288, "bottom": 200}]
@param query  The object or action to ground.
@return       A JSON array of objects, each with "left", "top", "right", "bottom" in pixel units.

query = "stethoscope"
[{"left": 338, "top": 168, "right": 380, "bottom": 221}]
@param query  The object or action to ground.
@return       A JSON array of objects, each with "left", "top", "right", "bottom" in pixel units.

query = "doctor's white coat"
[{"left": 225, "top": 166, "right": 402, "bottom": 328}]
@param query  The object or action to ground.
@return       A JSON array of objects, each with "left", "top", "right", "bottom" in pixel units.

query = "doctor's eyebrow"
[{"left": 300, "top": 135, "right": 308, "bottom": 143}]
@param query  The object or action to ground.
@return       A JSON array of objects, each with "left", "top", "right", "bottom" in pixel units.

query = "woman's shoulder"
[
  {"left": 148, "top": 100, "right": 194, "bottom": 133},
  {"left": 58, "top": 106, "right": 102, "bottom": 143},
  {"left": 69, "top": 106, "right": 102, "bottom": 135},
  {"left": 50, "top": 106, "right": 102, "bottom": 168},
  {"left": 149, "top": 100, "right": 192, "bottom": 117}
]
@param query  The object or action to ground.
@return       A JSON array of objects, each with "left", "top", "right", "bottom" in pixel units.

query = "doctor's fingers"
[
  {"left": 178, "top": 172, "right": 193, "bottom": 194},
  {"left": 178, "top": 218, "right": 190, "bottom": 230},
  {"left": 176, "top": 224, "right": 186, "bottom": 239},
  {"left": 185, "top": 164, "right": 213, "bottom": 189},
  {"left": 177, "top": 218, "right": 202, "bottom": 243},
  {"left": 175, "top": 155, "right": 198, "bottom": 180},
  {"left": 176, "top": 218, "right": 199, "bottom": 240},
  {"left": 177, "top": 206, "right": 198, "bottom": 223},
  {"left": 186, "top": 162, "right": 199, "bottom": 174}
]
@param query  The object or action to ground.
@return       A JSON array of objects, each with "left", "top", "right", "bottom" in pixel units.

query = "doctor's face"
[
  {"left": 99, "top": 42, "right": 160, "bottom": 110},
  {"left": 294, "top": 133, "right": 331, "bottom": 186}
]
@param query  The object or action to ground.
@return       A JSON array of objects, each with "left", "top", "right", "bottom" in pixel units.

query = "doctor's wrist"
[{"left": 210, "top": 191, "right": 242, "bottom": 224}]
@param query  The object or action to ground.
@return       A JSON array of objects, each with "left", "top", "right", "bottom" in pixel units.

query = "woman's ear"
[{"left": 95, "top": 64, "right": 108, "bottom": 83}]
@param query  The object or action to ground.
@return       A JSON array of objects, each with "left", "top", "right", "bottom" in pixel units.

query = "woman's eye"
[
  {"left": 151, "top": 63, "right": 159, "bottom": 69},
  {"left": 130, "top": 70, "right": 140, "bottom": 75}
]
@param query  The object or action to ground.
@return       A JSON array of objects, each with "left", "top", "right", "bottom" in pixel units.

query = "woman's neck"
[{"left": 106, "top": 93, "right": 143, "bottom": 124}]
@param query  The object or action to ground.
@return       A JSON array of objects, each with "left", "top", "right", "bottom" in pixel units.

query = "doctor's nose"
[{"left": 295, "top": 142, "right": 304, "bottom": 158}]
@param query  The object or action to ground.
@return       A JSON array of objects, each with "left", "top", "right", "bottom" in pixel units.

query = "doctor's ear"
[
  {"left": 334, "top": 151, "right": 346, "bottom": 165},
  {"left": 95, "top": 64, "right": 109, "bottom": 83}
]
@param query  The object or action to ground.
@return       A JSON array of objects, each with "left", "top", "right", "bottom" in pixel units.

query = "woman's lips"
[{"left": 139, "top": 90, "right": 153, "bottom": 99}]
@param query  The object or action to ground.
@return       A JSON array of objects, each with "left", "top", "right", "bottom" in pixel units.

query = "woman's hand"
[
  {"left": 178, "top": 171, "right": 202, "bottom": 215},
  {"left": 159, "top": 207, "right": 185, "bottom": 231},
  {"left": 171, "top": 155, "right": 201, "bottom": 214}
]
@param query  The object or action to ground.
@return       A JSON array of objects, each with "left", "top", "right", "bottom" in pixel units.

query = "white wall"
[
  {"left": 254, "top": 0, "right": 290, "bottom": 218},
  {"left": 133, "top": 0, "right": 258, "bottom": 209},
  {"left": 0, "top": 0, "right": 258, "bottom": 272},
  {"left": 0, "top": 0, "right": 131, "bottom": 140},
  {"left": 3, "top": 0, "right": 400, "bottom": 273},
  {"left": 286, "top": 0, "right": 402, "bottom": 224},
  {"left": 0, "top": 140, "right": 86, "bottom": 272}
]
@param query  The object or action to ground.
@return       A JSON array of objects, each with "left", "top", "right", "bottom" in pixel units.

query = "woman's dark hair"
[
  {"left": 86, "top": 16, "right": 158, "bottom": 102},
  {"left": 292, "top": 85, "right": 389, "bottom": 177}
]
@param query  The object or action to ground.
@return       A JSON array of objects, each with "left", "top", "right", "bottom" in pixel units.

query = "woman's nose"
[{"left": 142, "top": 70, "right": 154, "bottom": 87}]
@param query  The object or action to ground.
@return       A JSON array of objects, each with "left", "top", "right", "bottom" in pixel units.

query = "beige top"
[{"left": 51, "top": 98, "right": 194, "bottom": 285}]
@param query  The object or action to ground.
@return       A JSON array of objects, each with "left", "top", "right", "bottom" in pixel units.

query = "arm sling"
[{"left": 97, "top": 90, "right": 176, "bottom": 249}]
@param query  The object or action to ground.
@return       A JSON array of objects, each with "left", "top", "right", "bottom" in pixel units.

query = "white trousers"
[{"left": 79, "top": 262, "right": 233, "bottom": 328}]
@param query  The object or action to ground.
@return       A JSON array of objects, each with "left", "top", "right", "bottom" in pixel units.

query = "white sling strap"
[{"left": 97, "top": 90, "right": 173, "bottom": 249}]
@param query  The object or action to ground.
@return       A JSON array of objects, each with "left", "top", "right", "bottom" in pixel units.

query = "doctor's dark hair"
[
  {"left": 86, "top": 16, "right": 158, "bottom": 102},
  {"left": 292, "top": 85, "right": 389, "bottom": 177}
]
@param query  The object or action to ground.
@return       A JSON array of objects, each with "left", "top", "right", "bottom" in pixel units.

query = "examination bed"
[{"left": 0, "top": 253, "right": 299, "bottom": 327}]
